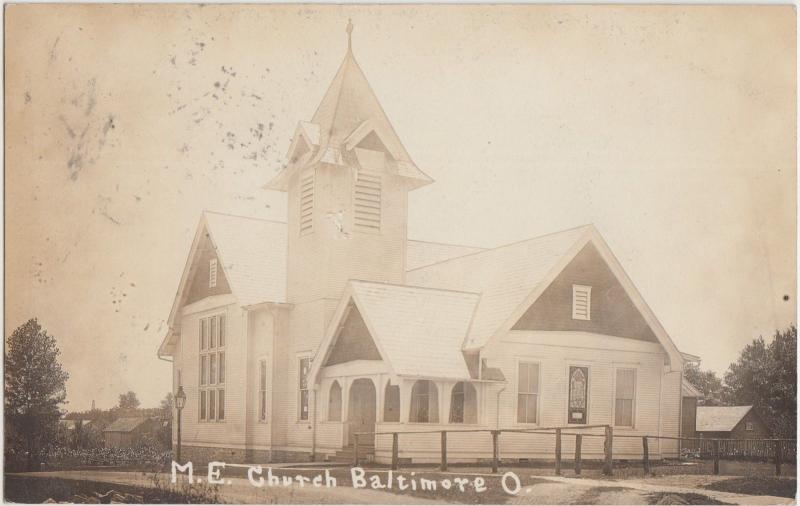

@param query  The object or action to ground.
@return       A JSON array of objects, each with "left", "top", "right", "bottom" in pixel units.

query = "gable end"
[{"left": 512, "top": 242, "right": 658, "bottom": 343}]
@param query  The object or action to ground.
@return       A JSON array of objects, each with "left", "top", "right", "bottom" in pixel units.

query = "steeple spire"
[{"left": 346, "top": 19, "right": 353, "bottom": 52}]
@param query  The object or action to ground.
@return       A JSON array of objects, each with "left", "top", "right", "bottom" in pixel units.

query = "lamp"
[{"left": 175, "top": 386, "right": 186, "bottom": 462}]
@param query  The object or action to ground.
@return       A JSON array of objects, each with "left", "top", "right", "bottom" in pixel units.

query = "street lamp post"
[{"left": 175, "top": 386, "right": 186, "bottom": 462}]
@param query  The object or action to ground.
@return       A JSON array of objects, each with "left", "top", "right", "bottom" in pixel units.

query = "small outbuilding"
[
  {"left": 102, "top": 417, "right": 155, "bottom": 448},
  {"left": 696, "top": 405, "right": 771, "bottom": 439}
]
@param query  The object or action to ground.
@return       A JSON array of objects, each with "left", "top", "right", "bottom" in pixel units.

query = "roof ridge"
[
  {"left": 349, "top": 279, "right": 482, "bottom": 297},
  {"left": 407, "top": 238, "right": 487, "bottom": 250},
  {"left": 203, "top": 210, "right": 286, "bottom": 225},
  {"left": 407, "top": 224, "right": 595, "bottom": 272}
]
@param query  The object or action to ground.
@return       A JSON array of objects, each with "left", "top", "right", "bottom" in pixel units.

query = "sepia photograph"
[{"left": 4, "top": 4, "right": 797, "bottom": 504}]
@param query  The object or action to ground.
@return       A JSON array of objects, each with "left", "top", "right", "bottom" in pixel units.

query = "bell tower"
[{"left": 266, "top": 21, "right": 432, "bottom": 313}]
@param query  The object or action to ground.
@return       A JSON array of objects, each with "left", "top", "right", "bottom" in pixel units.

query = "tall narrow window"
[
  {"left": 354, "top": 170, "right": 381, "bottom": 232},
  {"left": 259, "top": 359, "right": 268, "bottom": 422},
  {"left": 328, "top": 381, "right": 342, "bottom": 422},
  {"left": 209, "top": 258, "right": 218, "bottom": 288},
  {"left": 299, "top": 171, "right": 314, "bottom": 235},
  {"left": 517, "top": 362, "right": 540, "bottom": 424},
  {"left": 410, "top": 380, "right": 439, "bottom": 423},
  {"left": 298, "top": 357, "right": 311, "bottom": 420},
  {"left": 572, "top": 285, "right": 592, "bottom": 320},
  {"left": 614, "top": 368, "right": 636, "bottom": 427},
  {"left": 199, "top": 314, "right": 225, "bottom": 422},
  {"left": 568, "top": 366, "right": 589, "bottom": 424}
]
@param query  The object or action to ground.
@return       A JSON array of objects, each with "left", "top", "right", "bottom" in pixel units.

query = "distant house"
[
  {"left": 58, "top": 419, "right": 92, "bottom": 431},
  {"left": 696, "top": 406, "right": 771, "bottom": 439},
  {"left": 102, "top": 417, "right": 155, "bottom": 448}
]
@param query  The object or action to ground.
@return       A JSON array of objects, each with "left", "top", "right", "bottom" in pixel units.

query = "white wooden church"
[{"left": 158, "top": 23, "right": 688, "bottom": 464}]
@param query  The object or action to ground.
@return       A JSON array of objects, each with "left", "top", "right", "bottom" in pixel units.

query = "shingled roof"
[
  {"left": 311, "top": 281, "right": 480, "bottom": 382},
  {"left": 203, "top": 212, "right": 287, "bottom": 307},
  {"left": 408, "top": 226, "right": 590, "bottom": 349},
  {"left": 696, "top": 405, "right": 753, "bottom": 432},
  {"left": 103, "top": 417, "right": 150, "bottom": 433}
]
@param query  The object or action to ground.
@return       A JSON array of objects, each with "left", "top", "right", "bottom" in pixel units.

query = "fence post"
[
  {"left": 353, "top": 433, "right": 360, "bottom": 467},
  {"left": 642, "top": 436, "right": 650, "bottom": 476},
  {"left": 574, "top": 434, "right": 582, "bottom": 475},
  {"left": 555, "top": 428, "right": 562, "bottom": 475},
  {"left": 712, "top": 440, "right": 719, "bottom": 475},
  {"left": 603, "top": 426, "right": 613, "bottom": 476},
  {"left": 441, "top": 431, "right": 448, "bottom": 472},
  {"left": 774, "top": 440, "right": 782, "bottom": 477},
  {"left": 491, "top": 430, "right": 500, "bottom": 474},
  {"left": 391, "top": 433, "right": 399, "bottom": 471}
]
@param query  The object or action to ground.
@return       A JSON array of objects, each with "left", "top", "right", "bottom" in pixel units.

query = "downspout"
[
  {"left": 495, "top": 385, "right": 507, "bottom": 429},
  {"left": 311, "top": 386, "right": 318, "bottom": 462}
]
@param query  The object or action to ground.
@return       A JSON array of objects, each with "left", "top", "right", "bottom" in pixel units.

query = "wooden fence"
[{"left": 353, "top": 426, "right": 796, "bottom": 477}]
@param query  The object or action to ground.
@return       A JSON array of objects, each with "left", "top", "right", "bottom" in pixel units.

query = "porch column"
[
  {"left": 376, "top": 374, "right": 385, "bottom": 423},
  {"left": 400, "top": 379, "right": 414, "bottom": 423},
  {"left": 439, "top": 381, "right": 454, "bottom": 424},
  {"left": 342, "top": 377, "right": 354, "bottom": 423}
]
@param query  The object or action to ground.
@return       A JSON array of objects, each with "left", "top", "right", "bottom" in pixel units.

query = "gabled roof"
[
  {"left": 309, "top": 281, "right": 480, "bottom": 384},
  {"left": 408, "top": 226, "right": 590, "bottom": 349},
  {"left": 265, "top": 44, "right": 432, "bottom": 191},
  {"left": 203, "top": 212, "right": 287, "bottom": 307},
  {"left": 407, "top": 225, "right": 684, "bottom": 371},
  {"left": 696, "top": 405, "right": 754, "bottom": 432},
  {"left": 103, "top": 417, "right": 150, "bottom": 433},
  {"left": 158, "top": 211, "right": 287, "bottom": 356}
]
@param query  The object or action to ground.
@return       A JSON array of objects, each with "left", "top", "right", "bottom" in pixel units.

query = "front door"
[{"left": 347, "top": 378, "right": 376, "bottom": 446}]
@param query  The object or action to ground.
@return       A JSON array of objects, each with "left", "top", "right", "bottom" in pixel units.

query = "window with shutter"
[
  {"left": 354, "top": 170, "right": 381, "bottom": 232},
  {"left": 572, "top": 284, "right": 592, "bottom": 320},
  {"left": 299, "top": 171, "right": 314, "bottom": 235},
  {"left": 614, "top": 368, "right": 636, "bottom": 427}
]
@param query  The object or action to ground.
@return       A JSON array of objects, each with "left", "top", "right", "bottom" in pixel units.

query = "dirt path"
[{"left": 539, "top": 475, "right": 795, "bottom": 505}]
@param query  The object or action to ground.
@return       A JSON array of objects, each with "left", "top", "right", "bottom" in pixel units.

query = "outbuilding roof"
[
  {"left": 103, "top": 417, "right": 151, "bottom": 433},
  {"left": 696, "top": 405, "right": 753, "bottom": 432}
]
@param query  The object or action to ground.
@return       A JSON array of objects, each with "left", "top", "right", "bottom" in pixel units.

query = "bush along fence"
[{"left": 352, "top": 425, "right": 796, "bottom": 477}]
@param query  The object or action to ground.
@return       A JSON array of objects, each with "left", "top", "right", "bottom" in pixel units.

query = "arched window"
[
  {"left": 410, "top": 380, "right": 439, "bottom": 423},
  {"left": 449, "top": 382, "right": 477, "bottom": 424},
  {"left": 328, "top": 381, "right": 342, "bottom": 422},
  {"left": 384, "top": 381, "right": 400, "bottom": 422}
]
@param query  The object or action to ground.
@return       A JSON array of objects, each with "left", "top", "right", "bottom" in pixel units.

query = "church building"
[{"left": 158, "top": 23, "right": 688, "bottom": 464}]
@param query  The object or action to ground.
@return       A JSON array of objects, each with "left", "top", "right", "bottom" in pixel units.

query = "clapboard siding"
[
  {"left": 660, "top": 370, "right": 682, "bottom": 457},
  {"left": 245, "top": 308, "right": 274, "bottom": 448}
]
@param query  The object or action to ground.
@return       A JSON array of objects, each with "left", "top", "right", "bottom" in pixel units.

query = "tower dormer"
[{"left": 266, "top": 21, "right": 432, "bottom": 307}]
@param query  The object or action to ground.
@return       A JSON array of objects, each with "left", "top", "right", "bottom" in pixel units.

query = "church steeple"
[
  {"left": 268, "top": 22, "right": 432, "bottom": 308},
  {"left": 265, "top": 22, "right": 431, "bottom": 192}
]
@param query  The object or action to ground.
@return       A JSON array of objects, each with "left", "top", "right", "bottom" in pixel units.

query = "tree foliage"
[
  {"left": 5, "top": 318, "right": 69, "bottom": 469},
  {"left": 723, "top": 326, "right": 796, "bottom": 437},
  {"left": 118, "top": 390, "right": 141, "bottom": 410},
  {"left": 683, "top": 363, "right": 726, "bottom": 406}
]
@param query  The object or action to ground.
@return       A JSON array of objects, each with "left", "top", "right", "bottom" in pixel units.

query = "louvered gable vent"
[
  {"left": 299, "top": 171, "right": 314, "bottom": 235},
  {"left": 354, "top": 170, "right": 381, "bottom": 232},
  {"left": 572, "top": 284, "right": 591, "bottom": 320}
]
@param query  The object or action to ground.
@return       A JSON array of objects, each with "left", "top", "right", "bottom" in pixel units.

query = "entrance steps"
[{"left": 330, "top": 444, "right": 374, "bottom": 464}]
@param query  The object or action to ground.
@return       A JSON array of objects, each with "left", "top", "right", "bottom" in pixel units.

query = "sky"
[{"left": 5, "top": 5, "right": 796, "bottom": 412}]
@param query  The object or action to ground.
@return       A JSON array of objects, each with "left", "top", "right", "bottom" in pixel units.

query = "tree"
[
  {"left": 118, "top": 391, "right": 140, "bottom": 410},
  {"left": 159, "top": 392, "right": 174, "bottom": 414},
  {"left": 5, "top": 318, "right": 69, "bottom": 469},
  {"left": 683, "top": 363, "right": 726, "bottom": 406},
  {"left": 723, "top": 326, "right": 796, "bottom": 437}
]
